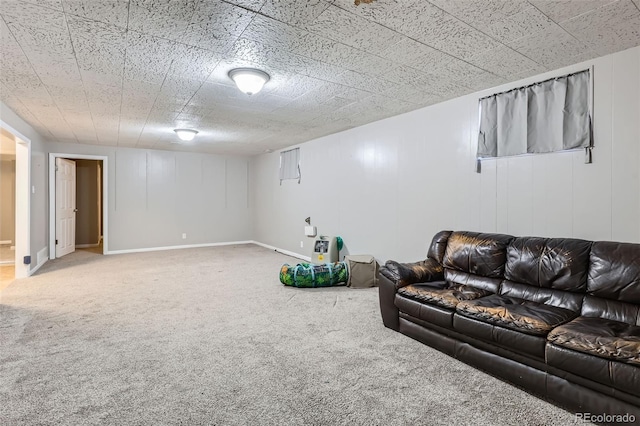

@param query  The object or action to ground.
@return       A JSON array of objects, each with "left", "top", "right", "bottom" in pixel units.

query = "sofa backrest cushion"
[
  {"left": 445, "top": 269, "right": 503, "bottom": 294},
  {"left": 588, "top": 241, "right": 640, "bottom": 304},
  {"left": 443, "top": 231, "right": 513, "bottom": 278},
  {"left": 582, "top": 296, "right": 640, "bottom": 325},
  {"left": 505, "top": 237, "right": 591, "bottom": 291},
  {"left": 427, "top": 230, "right": 452, "bottom": 263},
  {"left": 500, "top": 281, "right": 583, "bottom": 312}
]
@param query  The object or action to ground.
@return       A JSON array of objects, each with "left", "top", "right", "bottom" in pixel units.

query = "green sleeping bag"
[{"left": 280, "top": 262, "right": 349, "bottom": 288}]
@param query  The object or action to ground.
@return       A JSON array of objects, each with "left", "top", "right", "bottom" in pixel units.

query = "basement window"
[
  {"left": 476, "top": 68, "right": 593, "bottom": 172},
  {"left": 279, "top": 147, "right": 300, "bottom": 184}
]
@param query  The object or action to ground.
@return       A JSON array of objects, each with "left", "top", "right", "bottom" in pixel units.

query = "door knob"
[{"left": 74, "top": 208, "right": 78, "bottom": 212}]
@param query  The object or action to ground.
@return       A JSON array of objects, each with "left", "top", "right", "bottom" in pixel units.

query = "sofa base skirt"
[{"left": 398, "top": 317, "right": 640, "bottom": 424}]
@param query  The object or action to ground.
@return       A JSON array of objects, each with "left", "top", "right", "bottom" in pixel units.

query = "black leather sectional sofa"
[{"left": 378, "top": 231, "right": 640, "bottom": 422}]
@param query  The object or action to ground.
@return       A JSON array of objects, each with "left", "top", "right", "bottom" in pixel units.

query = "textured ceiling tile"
[
  {"left": 560, "top": 0, "right": 639, "bottom": 32},
  {"left": 288, "top": 32, "right": 336, "bottom": 62},
  {"left": 305, "top": 5, "right": 403, "bottom": 52},
  {"left": 528, "top": 0, "right": 617, "bottom": 23},
  {"left": 187, "top": 81, "right": 239, "bottom": 107},
  {"left": 168, "top": 44, "right": 220, "bottom": 81},
  {"left": 7, "top": 83, "right": 55, "bottom": 108},
  {"left": 288, "top": 34, "right": 356, "bottom": 68},
  {"left": 20, "top": 0, "right": 63, "bottom": 11},
  {"left": 128, "top": 0, "right": 198, "bottom": 41},
  {"left": 468, "top": 45, "right": 547, "bottom": 78},
  {"left": 218, "top": 0, "right": 265, "bottom": 11},
  {"left": 260, "top": 0, "right": 331, "bottom": 26},
  {"left": 484, "top": 6, "right": 556, "bottom": 44},
  {"left": 231, "top": 37, "right": 284, "bottom": 64},
  {"left": 334, "top": 70, "right": 398, "bottom": 94},
  {"left": 300, "top": 58, "right": 346, "bottom": 83},
  {"left": 383, "top": 65, "right": 440, "bottom": 91},
  {"left": 0, "top": 66, "right": 42, "bottom": 93},
  {"left": 331, "top": 0, "right": 419, "bottom": 30},
  {"left": 124, "top": 31, "right": 175, "bottom": 84},
  {"left": 464, "top": 72, "right": 508, "bottom": 93},
  {"left": 428, "top": 0, "right": 531, "bottom": 26},
  {"left": 560, "top": 0, "right": 640, "bottom": 54},
  {"left": 579, "top": 15, "right": 640, "bottom": 55},
  {"left": 230, "top": 38, "right": 314, "bottom": 77},
  {"left": 180, "top": 1, "right": 254, "bottom": 52},
  {"left": 67, "top": 16, "right": 126, "bottom": 84},
  {"left": 48, "top": 85, "right": 88, "bottom": 110},
  {"left": 32, "top": 57, "right": 83, "bottom": 88},
  {"left": 6, "top": 22, "right": 74, "bottom": 58},
  {"left": 241, "top": 14, "right": 307, "bottom": 51},
  {"left": 341, "top": 50, "right": 397, "bottom": 77},
  {"left": 62, "top": 0, "right": 129, "bottom": 28},
  {"left": 0, "top": 1, "right": 67, "bottom": 32},
  {"left": 378, "top": 82, "right": 441, "bottom": 105},
  {"left": 508, "top": 23, "right": 592, "bottom": 67},
  {"left": 180, "top": 30, "right": 237, "bottom": 55},
  {"left": 378, "top": 38, "right": 456, "bottom": 72},
  {"left": 293, "top": 84, "right": 344, "bottom": 105},
  {"left": 543, "top": 49, "right": 600, "bottom": 70},
  {"left": 435, "top": 58, "right": 493, "bottom": 89},
  {"left": 0, "top": 23, "right": 42, "bottom": 89},
  {"left": 0, "top": 89, "right": 53, "bottom": 136},
  {"left": 412, "top": 14, "right": 503, "bottom": 60},
  {"left": 262, "top": 73, "right": 325, "bottom": 100},
  {"left": 2, "top": 0, "right": 640, "bottom": 155},
  {"left": 156, "top": 75, "right": 203, "bottom": 106},
  {"left": 123, "top": 78, "right": 162, "bottom": 101}
]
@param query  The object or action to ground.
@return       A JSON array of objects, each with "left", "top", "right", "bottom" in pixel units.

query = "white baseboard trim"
[
  {"left": 250, "top": 241, "right": 311, "bottom": 262},
  {"left": 106, "top": 240, "right": 254, "bottom": 255},
  {"left": 29, "top": 247, "right": 49, "bottom": 276}
]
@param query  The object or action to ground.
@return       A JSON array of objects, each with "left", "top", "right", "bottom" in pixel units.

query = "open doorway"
[
  {"left": 0, "top": 131, "right": 16, "bottom": 288},
  {"left": 49, "top": 154, "right": 108, "bottom": 260},
  {"left": 0, "top": 122, "right": 30, "bottom": 287},
  {"left": 75, "top": 160, "right": 103, "bottom": 253}
]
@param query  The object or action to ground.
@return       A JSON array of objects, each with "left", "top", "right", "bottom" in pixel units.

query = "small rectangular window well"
[
  {"left": 279, "top": 147, "right": 300, "bottom": 184},
  {"left": 477, "top": 68, "right": 593, "bottom": 172}
]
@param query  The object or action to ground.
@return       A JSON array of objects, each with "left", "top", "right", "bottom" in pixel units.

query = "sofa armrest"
[{"left": 380, "top": 258, "right": 444, "bottom": 289}]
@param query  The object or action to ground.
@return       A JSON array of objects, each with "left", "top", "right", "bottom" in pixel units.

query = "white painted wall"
[
  {"left": 46, "top": 141, "right": 252, "bottom": 252},
  {"left": 0, "top": 102, "right": 47, "bottom": 272},
  {"left": 250, "top": 46, "right": 640, "bottom": 263}
]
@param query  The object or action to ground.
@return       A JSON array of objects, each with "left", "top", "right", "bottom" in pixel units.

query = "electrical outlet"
[
  {"left": 300, "top": 241, "right": 304, "bottom": 248},
  {"left": 182, "top": 233, "right": 187, "bottom": 239}
]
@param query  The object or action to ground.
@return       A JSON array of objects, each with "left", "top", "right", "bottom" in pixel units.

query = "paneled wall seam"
[
  {"left": 114, "top": 151, "right": 117, "bottom": 212},
  {"left": 224, "top": 159, "right": 228, "bottom": 209},
  {"left": 611, "top": 58, "right": 615, "bottom": 240}
]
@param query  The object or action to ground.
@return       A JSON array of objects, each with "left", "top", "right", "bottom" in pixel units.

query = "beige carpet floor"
[{"left": 0, "top": 244, "right": 583, "bottom": 425}]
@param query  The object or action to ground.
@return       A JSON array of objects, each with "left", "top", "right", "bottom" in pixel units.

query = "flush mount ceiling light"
[
  {"left": 228, "top": 68, "right": 270, "bottom": 95},
  {"left": 174, "top": 129, "right": 198, "bottom": 142}
]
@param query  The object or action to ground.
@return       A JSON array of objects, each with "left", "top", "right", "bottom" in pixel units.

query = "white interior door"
[{"left": 56, "top": 158, "right": 76, "bottom": 258}]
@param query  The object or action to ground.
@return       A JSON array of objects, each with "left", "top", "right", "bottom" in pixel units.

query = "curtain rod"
[{"left": 478, "top": 68, "right": 590, "bottom": 101}]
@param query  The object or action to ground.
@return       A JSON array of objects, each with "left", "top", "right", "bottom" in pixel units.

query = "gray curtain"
[
  {"left": 279, "top": 147, "right": 300, "bottom": 184},
  {"left": 478, "top": 69, "right": 592, "bottom": 163}
]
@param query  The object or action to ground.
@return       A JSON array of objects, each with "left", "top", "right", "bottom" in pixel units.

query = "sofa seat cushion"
[
  {"left": 457, "top": 294, "right": 577, "bottom": 336},
  {"left": 398, "top": 283, "right": 491, "bottom": 309},
  {"left": 547, "top": 316, "right": 640, "bottom": 365}
]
